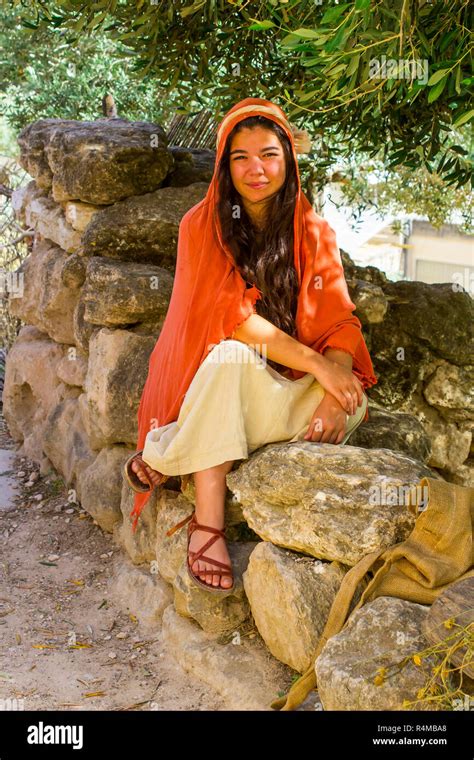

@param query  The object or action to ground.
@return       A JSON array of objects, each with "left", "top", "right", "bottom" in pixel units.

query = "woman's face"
[{"left": 228, "top": 126, "right": 286, "bottom": 224}]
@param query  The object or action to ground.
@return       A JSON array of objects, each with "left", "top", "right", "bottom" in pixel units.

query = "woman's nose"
[{"left": 247, "top": 158, "right": 265, "bottom": 175}]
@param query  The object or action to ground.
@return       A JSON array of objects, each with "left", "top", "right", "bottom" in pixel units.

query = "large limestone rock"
[
  {"left": 114, "top": 479, "right": 161, "bottom": 565},
  {"left": 55, "top": 350, "right": 88, "bottom": 388},
  {"left": 166, "top": 147, "right": 215, "bottom": 187},
  {"left": 16, "top": 119, "right": 79, "bottom": 192},
  {"left": 110, "top": 558, "right": 173, "bottom": 634},
  {"left": 64, "top": 200, "right": 104, "bottom": 232},
  {"left": 447, "top": 461, "right": 474, "bottom": 488},
  {"left": 80, "top": 258, "right": 174, "bottom": 327},
  {"left": 367, "top": 281, "right": 473, "bottom": 408},
  {"left": 81, "top": 182, "right": 208, "bottom": 266},
  {"left": 73, "top": 300, "right": 100, "bottom": 355},
  {"left": 11, "top": 182, "right": 81, "bottom": 252},
  {"left": 42, "top": 396, "right": 96, "bottom": 490},
  {"left": 83, "top": 328, "right": 156, "bottom": 448},
  {"left": 17, "top": 117, "right": 174, "bottom": 204},
  {"left": 346, "top": 280, "right": 388, "bottom": 324},
  {"left": 410, "top": 395, "right": 472, "bottom": 483},
  {"left": 161, "top": 604, "right": 297, "bottom": 711},
  {"left": 78, "top": 445, "right": 129, "bottom": 532},
  {"left": 315, "top": 596, "right": 439, "bottom": 710},
  {"left": 173, "top": 541, "right": 255, "bottom": 635},
  {"left": 243, "top": 541, "right": 359, "bottom": 673},
  {"left": 11, "top": 179, "right": 38, "bottom": 222},
  {"left": 8, "top": 239, "right": 80, "bottom": 345},
  {"left": 2, "top": 327, "right": 64, "bottom": 453},
  {"left": 423, "top": 361, "right": 474, "bottom": 424},
  {"left": 61, "top": 253, "right": 87, "bottom": 289},
  {"left": 341, "top": 251, "right": 389, "bottom": 290},
  {"left": 227, "top": 442, "right": 436, "bottom": 565},
  {"left": 342, "top": 254, "right": 473, "bottom": 484},
  {"left": 349, "top": 406, "right": 432, "bottom": 462}
]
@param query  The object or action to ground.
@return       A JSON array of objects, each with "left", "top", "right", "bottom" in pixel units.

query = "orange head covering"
[{"left": 129, "top": 97, "right": 377, "bottom": 531}]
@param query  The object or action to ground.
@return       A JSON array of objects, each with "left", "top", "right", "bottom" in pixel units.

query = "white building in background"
[{"left": 322, "top": 185, "right": 473, "bottom": 296}]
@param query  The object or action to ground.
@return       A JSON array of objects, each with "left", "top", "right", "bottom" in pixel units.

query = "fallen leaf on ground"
[{"left": 32, "top": 644, "right": 57, "bottom": 649}]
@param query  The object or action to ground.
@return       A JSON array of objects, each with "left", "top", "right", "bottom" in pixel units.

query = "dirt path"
[{"left": 0, "top": 411, "right": 226, "bottom": 711}]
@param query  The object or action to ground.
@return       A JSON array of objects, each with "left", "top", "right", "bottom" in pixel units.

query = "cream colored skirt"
[{"left": 142, "top": 339, "right": 368, "bottom": 476}]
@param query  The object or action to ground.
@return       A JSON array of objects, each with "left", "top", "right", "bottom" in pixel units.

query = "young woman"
[{"left": 124, "top": 98, "right": 377, "bottom": 593}]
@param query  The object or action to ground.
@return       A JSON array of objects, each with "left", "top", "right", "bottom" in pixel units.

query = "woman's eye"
[{"left": 234, "top": 154, "right": 277, "bottom": 160}]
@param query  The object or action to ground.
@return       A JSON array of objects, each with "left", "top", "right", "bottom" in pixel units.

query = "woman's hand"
[
  {"left": 310, "top": 354, "right": 364, "bottom": 416},
  {"left": 304, "top": 392, "right": 348, "bottom": 444}
]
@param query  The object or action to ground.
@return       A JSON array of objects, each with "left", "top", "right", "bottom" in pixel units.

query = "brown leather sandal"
[
  {"left": 123, "top": 450, "right": 169, "bottom": 493},
  {"left": 166, "top": 512, "right": 234, "bottom": 593}
]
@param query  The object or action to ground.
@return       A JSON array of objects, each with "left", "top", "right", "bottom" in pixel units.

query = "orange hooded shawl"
[{"left": 130, "top": 98, "right": 378, "bottom": 531}]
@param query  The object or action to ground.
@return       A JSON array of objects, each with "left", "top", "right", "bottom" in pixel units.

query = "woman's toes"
[
  {"left": 131, "top": 461, "right": 147, "bottom": 482},
  {"left": 203, "top": 564, "right": 214, "bottom": 585}
]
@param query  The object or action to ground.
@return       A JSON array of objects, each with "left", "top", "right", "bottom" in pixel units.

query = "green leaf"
[
  {"left": 326, "top": 22, "right": 350, "bottom": 53},
  {"left": 450, "top": 145, "right": 468, "bottom": 156},
  {"left": 321, "top": 4, "right": 350, "bottom": 24},
  {"left": 298, "top": 90, "right": 319, "bottom": 102},
  {"left": 427, "top": 75, "right": 448, "bottom": 103},
  {"left": 280, "top": 33, "right": 301, "bottom": 46},
  {"left": 455, "top": 65, "right": 461, "bottom": 95},
  {"left": 452, "top": 109, "right": 474, "bottom": 129},
  {"left": 291, "top": 28, "right": 320, "bottom": 39},
  {"left": 355, "top": 0, "right": 371, "bottom": 9},
  {"left": 346, "top": 54, "right": 360, "bottom": 77},
  {"left": 439, "top": 29, "right": 458, "bottom": 53},
  {"left": 180, "top": 1, "right": 206, "bottom": 18},
  {"left": 427, "top": 68, "right": 451, "bottom": 87},
  {"left": 248, "top": 20, "right": 276, "bottom": 31}
]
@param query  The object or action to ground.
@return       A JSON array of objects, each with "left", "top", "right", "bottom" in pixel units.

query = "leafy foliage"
[
  {"left": 0, "top": 2, "right": 175, "bottom": 132},
  {"left": 9, "top": 0, "right": 472, "bottom": 187}
]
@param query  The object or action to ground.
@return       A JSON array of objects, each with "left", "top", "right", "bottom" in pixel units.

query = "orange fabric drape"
[{"left": 130, "top": 98, "right": 378, "bottom": 531}]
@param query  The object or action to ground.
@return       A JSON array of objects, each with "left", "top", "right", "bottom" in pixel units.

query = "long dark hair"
[{"left": 215, "top": 116, "right": 299, "bottom": 356}]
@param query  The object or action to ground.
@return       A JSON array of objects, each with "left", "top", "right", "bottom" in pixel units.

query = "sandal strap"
[
  {"left": 166, "top": 512, "right": 193, "bottom": 537},
  {"left": 188, "top": 533, "right": 222, "bottom": 563},
  {"left": 166, "top": 513, "right": 226, "bottom": 540}
]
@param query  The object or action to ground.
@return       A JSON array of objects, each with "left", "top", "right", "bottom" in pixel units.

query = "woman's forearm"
[
  {"left": 231, "top": 313, "right": 323, "bottom": 375},
  {"left": 323, "top": 348, "right": 353, "bottom": 371}
]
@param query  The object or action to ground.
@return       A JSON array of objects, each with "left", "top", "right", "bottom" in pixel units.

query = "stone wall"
[{"left": 3, "top": 116, "right": 473, "bottom": 709}]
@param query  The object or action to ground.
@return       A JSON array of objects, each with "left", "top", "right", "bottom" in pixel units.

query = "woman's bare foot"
[
  {"left": 131, "top": 458, "right": 164, "bottom": 488},
  {"left": 188, "top": 522, "right": 233, "bottom": 589}
]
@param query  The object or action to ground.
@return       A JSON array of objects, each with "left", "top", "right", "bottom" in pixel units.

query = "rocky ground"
[{"left": 0, "top": 410, "right": 228, "bottom": 711}]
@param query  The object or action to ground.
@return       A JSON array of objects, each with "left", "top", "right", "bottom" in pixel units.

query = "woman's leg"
[
  {"left": 190, "top": 459, "right": 235, "bottom": 588},
  {"left": 132, "top": 457, "right": 235, "bottom": 588}
]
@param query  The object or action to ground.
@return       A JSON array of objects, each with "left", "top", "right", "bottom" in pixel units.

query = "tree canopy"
[{"left": 9, "top": 0, "right": 473, "bottom": 189}]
